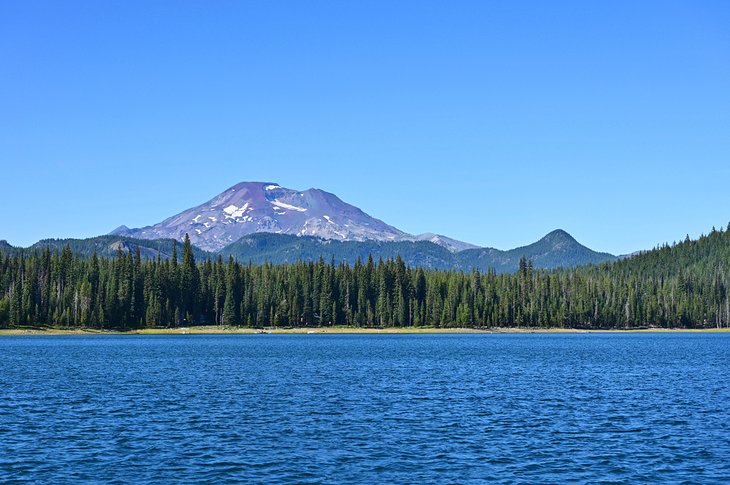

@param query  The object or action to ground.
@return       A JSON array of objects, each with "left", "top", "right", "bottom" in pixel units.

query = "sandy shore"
[{"left": 1, "top": 326, "right": 729, "bottom": 336}]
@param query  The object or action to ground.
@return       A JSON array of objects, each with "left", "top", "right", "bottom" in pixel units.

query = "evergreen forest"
[{"left": 2, "top": 227, "right": 730, "bottom": 330}]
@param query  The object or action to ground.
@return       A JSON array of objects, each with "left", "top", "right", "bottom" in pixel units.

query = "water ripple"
[{"left": 0, "top": 333, "right": 729, "bottom": 483}]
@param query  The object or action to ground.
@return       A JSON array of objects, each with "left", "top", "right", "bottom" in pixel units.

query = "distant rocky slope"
[{"left": 111, "top": 181, "right": 475, "bottom": 252}]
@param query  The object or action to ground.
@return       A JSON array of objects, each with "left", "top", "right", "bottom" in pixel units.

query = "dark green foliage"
[
  {"left": 1, "top": 227, "right": 729, "bottom": 329},
  {"left": 26, "top": 235, "right": 209, "bottom": 261},
  {"left": 5, "top": 229, "right": 615, "bottom": 274},
  {"left": 219, "top": 233, "right": 461, "bottom": 270},
  {"left": 219, "top": 230, "right": 616, "bottom": 273},
  {"left": 458, "top": 229, "right": 617, "bottom": 272}
]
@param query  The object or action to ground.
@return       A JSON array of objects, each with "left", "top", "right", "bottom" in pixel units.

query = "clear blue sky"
[{"left": 1, "top": 1, "right": 729, "bottom": 254}]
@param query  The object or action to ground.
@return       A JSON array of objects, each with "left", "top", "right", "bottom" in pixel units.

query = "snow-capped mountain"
[{"left": 112, "top": 182, "right": 424, "bottom": 252}]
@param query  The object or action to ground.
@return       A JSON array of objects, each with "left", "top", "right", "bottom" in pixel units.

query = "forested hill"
[
  {"left": 219, "top": 233, "right": 466, "bottom": 270},
  {"left": 0, "top": 236, "right": 209, "bottom": 261},
  {"left": 553, "top": 225, "right": 730, "bottom": 327},
  {"left": 33, "top": 236, "right": 210, "bottom": 260},
  {"left": 1, "top": 227, "right": 616, "bottom": 275},
  {"left": 563, "top": 223, "right": 730, "bottom": 327},
  {"left": 1, "top": 225, "right": 729, "bottom": 329},
  {"left": 592, "top": 226, "right": 730, "bottom": 278},
  {"left": 220, "top": 230, "right": 617, "bottom": 273},
  {"left": 457, "top": 229, "right": 616, "bottom": 272}
]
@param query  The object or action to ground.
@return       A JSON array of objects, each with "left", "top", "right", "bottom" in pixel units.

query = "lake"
[{"left": 1, "top": 333, "right": 729, "bottom": 483}]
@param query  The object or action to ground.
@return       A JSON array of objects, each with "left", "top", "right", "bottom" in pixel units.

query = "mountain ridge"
[{"left": 1, "top": 229, "right": 616, "bottom": 274}]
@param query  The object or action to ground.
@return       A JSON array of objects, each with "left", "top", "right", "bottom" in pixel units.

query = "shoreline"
[{"left": 1, "top": 326, "right": 729, "bottom": 336}]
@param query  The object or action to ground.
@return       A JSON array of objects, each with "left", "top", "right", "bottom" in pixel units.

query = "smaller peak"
[
  {"left": 542, "top": 229, "right": 576, "bottom": 242},
  {"left": 110, "top": 225, "right": 130, "bottom": 235},
  {"left": 303, "top": 187, "right": 343, "bottom": 201}
]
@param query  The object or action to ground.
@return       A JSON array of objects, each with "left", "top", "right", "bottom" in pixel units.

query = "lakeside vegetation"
[
  {"left": 2, "top": 226, "right": 730, "bottom": 330},
  {"left": 2, "top": 326, "right": 730, "bottom": 336}
]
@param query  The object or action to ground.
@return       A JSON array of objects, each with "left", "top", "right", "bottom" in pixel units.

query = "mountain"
[
  {"left": 24, "top": 235, "right": 209, "bottom": 260},
  {"left": 456, "top": 229, "right": 617, "bottom": 273},
  {"left": 113, "top": 182, "right": 410, "bottom": 252},
  {"left": 3, "top": 182, "right": 615, "bottom": 272},
  {"left": 2, "top": 229, "right": 617, "bottom": 274},
  {"left": 219, "top": 233, "right": 459, "bottom": 269},
  {"left": 220, "top": 229, "right": 616, "bottom": 273}
]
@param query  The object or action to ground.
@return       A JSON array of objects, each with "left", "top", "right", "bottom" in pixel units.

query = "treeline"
[{"left": 1, "top": 229, "right": 730, "bottom": 329}]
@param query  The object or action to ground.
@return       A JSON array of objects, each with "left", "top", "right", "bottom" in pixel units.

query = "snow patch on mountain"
[{"left": 271, "top": 200, "right": 307, "bottom": 212}]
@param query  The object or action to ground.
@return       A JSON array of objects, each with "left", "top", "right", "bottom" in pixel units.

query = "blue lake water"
[{"left": 1, "top": 333, "right": 729, "bottom": 483}]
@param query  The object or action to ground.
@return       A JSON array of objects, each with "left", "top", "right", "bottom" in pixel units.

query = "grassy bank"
[{"left": 1, "top": 326, "right": 730, "bottom": 336}]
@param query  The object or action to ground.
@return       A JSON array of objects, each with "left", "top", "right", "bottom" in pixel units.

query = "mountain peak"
[
  {"left": 110, "top": 225, "right": 130, "bottom": 235},
  {"left": 541, "top": 229, "right": 577, "bottom": 244},
  {"left": 499, "top": 229, "right": 616, "bottom": 271},
  {"left": 113, "top": 181, "right": 408, "bottom": 251}
]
